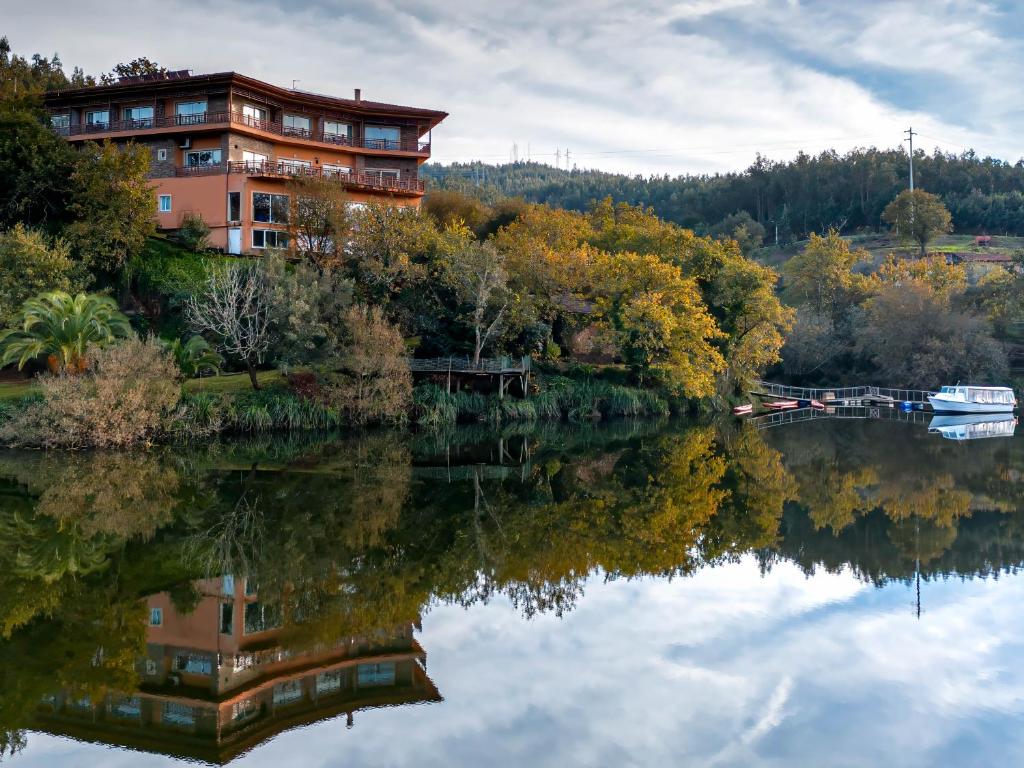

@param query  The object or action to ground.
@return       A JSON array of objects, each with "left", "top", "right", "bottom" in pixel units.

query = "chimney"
[{"left": 354, "top": 88, "right": 361, "bottom": 102}]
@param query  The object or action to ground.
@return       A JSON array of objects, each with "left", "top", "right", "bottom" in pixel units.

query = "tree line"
[{"left": 424, "top": 147, "right": 1024, "bottom": 240}]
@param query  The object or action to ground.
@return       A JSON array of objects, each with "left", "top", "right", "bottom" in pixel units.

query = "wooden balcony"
[
  {"left": 173, "top": 161, "right": 426, "bottom": 194},
  {"left": 54, "top": 111, "right": 430, "bottom": 156}
]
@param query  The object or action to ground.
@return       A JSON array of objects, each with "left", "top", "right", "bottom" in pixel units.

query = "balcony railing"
[
  {"left": 56, "top": 111, "right": 230, "bottom": 136},
  {"left": 173, "top": 161, "right": 425, "bottom": 193},
  {"left": 232, "top": 113, "right": 430, "bottom": 153},
  {"left": 54, "top": 110, "right": 431, "bottom": 155}
]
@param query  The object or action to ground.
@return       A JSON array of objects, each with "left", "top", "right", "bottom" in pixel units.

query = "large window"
[
  {"left": 185, "top": 149, "right": 222, "bottom": 167},
  {"left": 357, "top": 662, "right": 396, "bottom": 688},
  {"left": 252, "top": 192, "right": 289, "bottom": 223},
  {"left": 123, "top": 105, "right": 154, "bottom": 127},
  {"left": 227, "top": 192, "right": 241, "bottom": 222},
  {"left": 244, "top": 601, "right": 283, "bottom": 632},
  {"left": 366, "top": 168, "right": 400, "bottom": 186},
  {"left": 322, "top": 164, "right": 351, "bottom": 178},
  {"left": 364, "top": 125, "right": 401, "bottom": 149},
  {"left": 283, "top": 114, "right": 311, "bottom": 137},
  {"left": 176, "top": 101, "right": 207, "bottom": 124},
  {"left": 50, "top": 113, "right": 70, "bottom": 130},
  {"left": 241, "top": 150, "right": 267, "bottom": 171},
  {"left": 241, "top": 104, "right": 267, "bottom": 126},
  {"left": 162, "top": 702, "right": 195, "bottom": 727},
  {"left": 323, "top": 120, "right": 352, "bottom": 142},
  {"left": 277, "top": 158, "right": 311, "bottom": 175},
  {"left": 252, "top": 229, "right": 289, "bottom": 250},
  {"left": 85, "top": 110, "right": 110, "bottom": 128},
  {"left": 272, "top": 680, "right": 303, "bottom": 706}
]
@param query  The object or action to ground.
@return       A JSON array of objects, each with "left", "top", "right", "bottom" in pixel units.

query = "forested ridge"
[{"left": 423, "top": 149, "right": 1024, "bottom": 239}]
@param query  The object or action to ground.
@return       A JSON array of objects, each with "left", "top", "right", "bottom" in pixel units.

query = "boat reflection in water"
[{"left": 927, "top": 412, "right": 1018, "bottom": 441}]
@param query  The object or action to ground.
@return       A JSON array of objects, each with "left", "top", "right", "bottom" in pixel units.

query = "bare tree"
[
  {"left": 447, "top": 242, "right": 508, "bottom": 364},
  {"left": 186, "top": 263, "right": 272, "bottom": 389}
]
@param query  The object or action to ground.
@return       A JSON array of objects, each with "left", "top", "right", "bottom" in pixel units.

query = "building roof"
[{"left": 44, "top": 71, "right": 448, "bottom": 128}]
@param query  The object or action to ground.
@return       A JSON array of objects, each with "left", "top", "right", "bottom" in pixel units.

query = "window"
[
  {"left": 277, "top": 158, "right": 311, "bottom": 175},
  {"left": 185, "top": 149, "right": 222, "bottom": 167},
  {"left": 156, "top": 148, "right": 168, "bottom": 161},
  {"left": 364, "top": 125, "right": 401, "bottom": 149},
  {"left": 123, "top": 105, "right": 154, "bottom": 127},
  {"left": 241, "top": 150, "right": 267, "bottom": 171},
  {"left": 316, "top": 670, "right": 345, "bottom": 695},
  {"left": 220, "top": 602, "right": 234, "bottom": 635},
  {"left": 110, "top": 695, "right": 142, "bottom": 720},
  {"left": 366, "top": 168, "right": 400, "bottom": 186},
  {"left": 244, "top": 601, "right": 283, "bottom": 632},
  {"left": 162, "top": 701, "right": 195, "bottom": 727},
  {"left": 323, "top": 120, "right": 352, "bottom": 142},
  {"left": 175, "top": 652, "right": 213, "bottom": 675},
  {"left": 322, "top": 164, "right": 351, "bottom": 178},
  {"left": 283, "top": 114, "right": 311, "bottom": 136},
  {"left": 158, "top": 195, "right": 172, "bottom": 213},
  {"left": 272, "top": 680, "right": 303, "bottom": 706},
  {"left": 241, "top": 104, "right": 267, "bottom": 126},
  {"left": 252, "top": 192, "right": 289, "bottom": 223},
  {"left": 50, "top": 113, "right": 70, "bottom": 130},
  {"left": 232, "top": 699, "right": 258, "bottom": 722},
  {"left": 251, "top": 229, "right": 289, "bottom": 250},
  {"left": 85, "top": 110, "right": 110, "bottom": 128},
  {"left": 175, "top": 101, "right": 207, "bottom": 124},
  {"left": 357, "top": 662, "right": 396, "bottom": 688},
  {"left": 227, "top": 192, "right": 241, "bottom": 223},
  {"left": 149, "top": 607, "right": 163, "bottom": 626}
]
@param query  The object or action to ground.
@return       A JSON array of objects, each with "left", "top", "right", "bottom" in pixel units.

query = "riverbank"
[{"left": 0, "top": 369, "right": 673, "bottom": 448}]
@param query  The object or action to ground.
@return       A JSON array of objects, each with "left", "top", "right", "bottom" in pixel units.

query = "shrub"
[
  {"left": 0, "top": 224, "right": 82, "bottom": 327},
  {"left": 176, "top": 212, "right": 211, "bottom": 252},
  {"left": 0, "top": 336, "right": 181, "bottom": 448}
]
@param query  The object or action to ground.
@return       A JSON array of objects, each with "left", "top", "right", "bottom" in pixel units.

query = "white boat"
[
  {"left": 927, "top": 385, "right": 1016, "bottom": 414},
  {"left": 928, "top": 413, "right": 1017, "bottom": 441}
]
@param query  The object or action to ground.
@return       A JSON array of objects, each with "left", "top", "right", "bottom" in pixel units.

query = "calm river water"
[{"left": 2, "top": 412, "right": 1023, "bottom": 767}]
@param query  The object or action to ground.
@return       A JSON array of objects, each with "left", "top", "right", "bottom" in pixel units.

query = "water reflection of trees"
[{"left": 2, "top": 419, "right": 1024, "bottom": 757}]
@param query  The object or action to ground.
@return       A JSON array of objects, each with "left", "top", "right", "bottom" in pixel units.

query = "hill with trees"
[{"left": 423, "top": 148, "right": 1024, "bottom": 241}]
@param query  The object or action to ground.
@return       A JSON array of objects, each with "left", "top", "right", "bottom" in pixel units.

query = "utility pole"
[
  {"left": 566, "top": 148, "right": 571, "bottom": 170},
  {"left": 555, "top": 148, "right": 561, "bottom": 168},
  {"left": 904, "top": 126, "right": 916, "bottom": 191}
]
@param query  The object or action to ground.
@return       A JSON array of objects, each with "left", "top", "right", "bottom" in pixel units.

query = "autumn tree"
[
  {"left": 595, "top": 251, "right": 725, "bottom": 396},
  {"left": 782, "top": 229, "right": 868, "bottom": 317},
  {"left": 286, "top": 175, "right": 351, "bottom": 268},
  {"left": 327, "top": 305, "right": 412, "bottom": 424},
  {"left": 882, "top": 189, "right": 953, "bottom": 257},
  {"left": 346, "top": 203, "right": 436, "bottom": 302},
  {"left": 870, "top": 253, "right": 966, "bottom": 301},
  {"left": 66, "top": 141, "right": 155, "bottom": 277}
]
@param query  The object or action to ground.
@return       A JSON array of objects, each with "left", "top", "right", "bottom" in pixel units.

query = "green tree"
[
  {"left": 162, "top": 335, "right": 221, "bottom": 378},
  {"left": 441, "top": 241, "right": 509, "bottom": 364},
  {"left": 882, "top": 189, "right": 953, "bottom": 257},
  {"left": 0, "top": 106, "right": 77, "bottom": 230},
  {"left": 0, "top": 291, "right": 132, "bottom": 372},
  {"left": 176, "top": 212, "right": 210, "bottom": 252},
  {"left": 66, "top": 141, "right": 156, "bottom": 277},
  {"left": 286, "top": 175, "right": 351, "bottom": 269},
  {"left": 709, "top": 210, "right": 766, "bottom": 256},
  {"left": 0, "top": 224, "right": 81, "bottom": 326}
]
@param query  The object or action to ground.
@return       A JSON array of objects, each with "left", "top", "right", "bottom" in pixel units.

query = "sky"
[{"left": 4, "top": 0, "right": 1024, "bottom": 175}]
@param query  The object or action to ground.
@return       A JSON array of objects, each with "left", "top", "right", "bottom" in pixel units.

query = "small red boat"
[
  {"left": 764, "top": 400, "right": 799, "bottom": 410},
  {"left": 733, "top": 404, "right": 753, "bottom": 415}
]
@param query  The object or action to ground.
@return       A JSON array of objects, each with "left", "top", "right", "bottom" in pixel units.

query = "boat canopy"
[{"left": 936, "top": 386, "right": 1015, "bottom": 404}]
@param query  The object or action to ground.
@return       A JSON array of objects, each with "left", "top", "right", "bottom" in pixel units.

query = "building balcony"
[
  {"left": 55, "top": 112, "right": 430, "bottom": 156},
  {"left": 173, "top": 161, "right": 426, "bottom": 195}
]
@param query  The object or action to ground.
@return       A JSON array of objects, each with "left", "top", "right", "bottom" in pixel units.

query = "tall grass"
[
  {"left": 172, "top": 389, "right": 342, "bottom": 438},
  {"left": 413, "top": 376, "right": 668, "bottom": 427}
]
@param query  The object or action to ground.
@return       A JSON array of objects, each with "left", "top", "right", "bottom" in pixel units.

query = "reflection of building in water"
[{"left": 32, "top": 577, "right": 441, "bottom": 765}]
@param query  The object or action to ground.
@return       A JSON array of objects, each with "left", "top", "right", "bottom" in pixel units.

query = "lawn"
[{"left": 0, "top": 369, "right": 291, "bottom": 401}]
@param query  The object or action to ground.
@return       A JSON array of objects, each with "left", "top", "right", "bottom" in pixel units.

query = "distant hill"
[{"left": 422, "top": 148, "right": 1024, "bottom": 240}]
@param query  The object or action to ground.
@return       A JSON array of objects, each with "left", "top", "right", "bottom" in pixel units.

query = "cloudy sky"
[{"left": 5, "top": 0, "right": 1024, "bottom": 174}]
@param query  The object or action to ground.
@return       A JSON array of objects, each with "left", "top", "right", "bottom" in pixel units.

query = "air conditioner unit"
[{"left": 179, "top": 138, "right": 191, "bottom": 149}]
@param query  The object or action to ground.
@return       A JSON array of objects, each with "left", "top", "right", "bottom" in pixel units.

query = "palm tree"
[
  {"left": 163, "top": 335, "right": 221, "bottom": 378},
  {"left": 0, "top": 292, "right": 133, "bottom": 373}
]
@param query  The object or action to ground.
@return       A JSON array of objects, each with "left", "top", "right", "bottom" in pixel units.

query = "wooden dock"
[
  {"left": 751, "top": 380, "right": 933, "bottom": 407},
  {"left": 409, "top": 355, "right": 532, "bottom": 398},
  {"left": 748, "top": 404, "right": 934, "bottom": 430}
]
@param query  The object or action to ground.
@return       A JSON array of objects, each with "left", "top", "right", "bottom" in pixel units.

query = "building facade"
[{"left": 43, "top": 70, "right": 447, "bottom": 254}]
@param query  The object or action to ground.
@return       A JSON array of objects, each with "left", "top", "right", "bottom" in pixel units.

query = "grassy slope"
[{"left": 0, "top": 369, "right": 290, "bottom": 401}]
